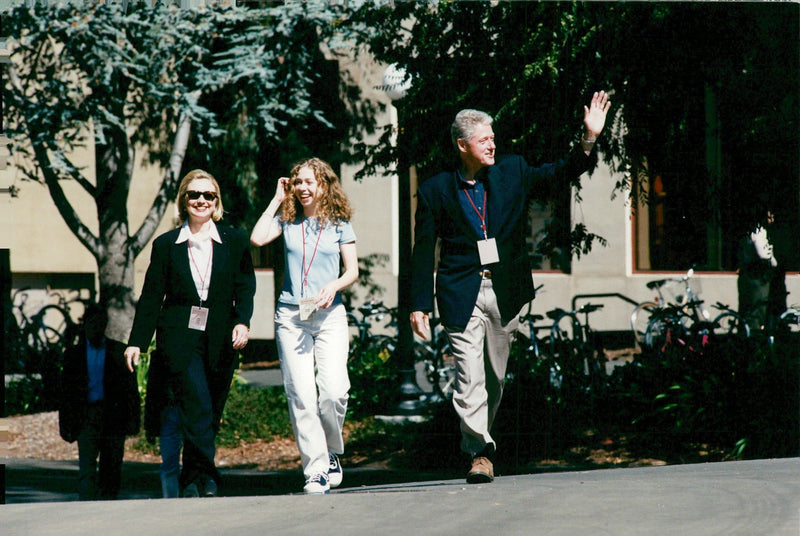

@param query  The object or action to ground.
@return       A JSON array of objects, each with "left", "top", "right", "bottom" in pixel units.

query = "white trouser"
[
  {"left": 445, "top": 279, "right": 519, "bottom": 457},
  {"left": 275, "top": 302, "right": 350, "bottom": 478}
]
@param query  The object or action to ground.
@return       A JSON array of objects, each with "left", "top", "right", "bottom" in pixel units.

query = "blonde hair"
[
  {"left": 279, "top": 158, "right": 352, "bottom": 225},
  {"left": 177, "top": 169, "right": 224, "bottom": 224}
]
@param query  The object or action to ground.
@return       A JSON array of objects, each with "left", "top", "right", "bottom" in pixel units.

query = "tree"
[
  {"left": 347, "top": 1, "right": 615, "bottom": 263},
  {"left": 3, "top": 0, "right": 353, "bottom": 341},
  {"left": 594, "top": 2, "right": 799, "bottom": 270},
  {"left": 346, "top": 2, "right": 799, "bottom": 270}
]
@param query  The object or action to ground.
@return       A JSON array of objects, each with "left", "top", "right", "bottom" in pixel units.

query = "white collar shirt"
[{"left": 175, "top": 221, "right": 222, "bottom": 302}]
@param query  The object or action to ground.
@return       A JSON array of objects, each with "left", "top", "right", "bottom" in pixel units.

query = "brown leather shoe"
[{"left": 466, "top": 456, "right": 494, "bottom": 484}]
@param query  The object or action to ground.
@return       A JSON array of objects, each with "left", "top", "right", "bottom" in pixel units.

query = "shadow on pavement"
[{"left": 3, "top": 458, "right": 462, "bottom": 504}]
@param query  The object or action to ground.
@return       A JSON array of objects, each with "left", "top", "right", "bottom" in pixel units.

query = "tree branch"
[
  {"left": 131, "top": 110, "right": 193, "bottom": 256},
  {"left": 32, "top": 142, "right": 100, "bottom": 257}
]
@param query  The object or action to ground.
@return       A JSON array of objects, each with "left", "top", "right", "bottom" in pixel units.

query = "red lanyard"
[
  {"left": 301, "top": 219, "right": 323, "bottom": 297},
  {"left": 187, "top": 240, "right": 213, "bottom": 304},
  {"left": 461, "top": 188, "right": 488, "bottom": 239}
]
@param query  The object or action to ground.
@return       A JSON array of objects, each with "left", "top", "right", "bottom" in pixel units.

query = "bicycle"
[
  {"left": 515, "top": 296, "right": 561, "bottom": 389},
  {"left": 631, "top": 269, "right": 702, "bottom": 346},
  {"left": 413, "top": 314, "right": 455, "bottom": 402},
  {"left": 632, "top": 268, "right": 748, "bottom": 349},
  {"left": 707, "top": 301, "right": 751, "bottom": 339},
  {"left": 9, "top": 288, "right": 74, "bottom": 358},
  {"left": 767, "top": 306, "right": 800, "bottom": 349},
  {"left": 547, "top": 303, "right": 606, "bottom": 383},
  {"left": 347, "top": 299, "right": 396, "bottom": 362},
  {"left": 6, "top": 287, "right": 80, "bottom": 411}
]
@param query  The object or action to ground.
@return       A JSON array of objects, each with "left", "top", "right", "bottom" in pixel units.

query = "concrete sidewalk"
[{"left": 3, "top": 457, "right": 799, "bottom": 535}]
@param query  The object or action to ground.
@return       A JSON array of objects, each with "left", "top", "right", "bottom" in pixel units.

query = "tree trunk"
[
  {"left": 95, "top": 124, "right": 137, "bottom": 343},
  {"left": 98, "top": 238, "right": 138, "bottom": 344}
]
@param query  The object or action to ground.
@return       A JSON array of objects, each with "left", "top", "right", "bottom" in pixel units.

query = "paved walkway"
[{"left": 4, "top": 457, "right": 799, "bottom": 535}]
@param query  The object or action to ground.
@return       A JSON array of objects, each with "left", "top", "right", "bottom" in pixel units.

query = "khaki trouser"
[{"left": 445, "top": 278, "right": 519, "bottom": 457}]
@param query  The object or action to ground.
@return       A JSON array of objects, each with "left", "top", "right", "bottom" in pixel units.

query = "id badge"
[
  {"left": 299, "top": 297, "right": 317, "bottom": 321},
  {"left": 477, "top": 238, "right": 500, "bottom": 265},
  {"left": 189, "top": 306, "right": 209, "bottom": 331}
]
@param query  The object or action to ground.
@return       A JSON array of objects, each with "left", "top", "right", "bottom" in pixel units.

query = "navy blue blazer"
[
  {"left": 410, "top": 147, "right": 595, "bottom": 331},
  {"left": 59, "top": 337, "right": 140, "bottom": 443},
  {"left": 128, "top": 225, "right": 256, "bottom": 374}
]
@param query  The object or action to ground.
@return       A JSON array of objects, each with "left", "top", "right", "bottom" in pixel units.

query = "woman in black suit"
[{"left": 125, "top": 169, "right": 256, "bottom": 498}]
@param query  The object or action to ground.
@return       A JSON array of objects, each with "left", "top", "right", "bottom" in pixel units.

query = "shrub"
[
  {"left": 627, "top": 333, "right": 799, "bottom": 460},
  {"left": 347, "top": 336, "right": 399, "bottom": 418},
  {"left": 216, "top": 383, "right": 293, "bottom": 447},
  {"left": 5, "top": 375, "right": 47, "bottom": 416}
]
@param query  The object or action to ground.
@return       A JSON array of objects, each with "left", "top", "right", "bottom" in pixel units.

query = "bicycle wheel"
[
  {"left": 34, "top": 325, "right": 63, "bottom": 349},
  {"left": 416, "top": 330, "right": 457, "bottom": 402},
  {"left": 549, "top": 312, "right": 583, "bottom": 375},
  {"left": 771, "top": 309, "right": 800, "bottom": 347},
  {"left": 643, "top": 315, "right": 668, "bottom": 350},
  {"left": 432, "top": 337, "right": 457, "bottom": 401},
  {"left": 631, "top": 302, "right": 658, "bottom": 345},
  {"left": 712, "top": 311, "right": 750, "bottom": 339},
  {"left": 778, "top": 310, "right": 800, "bottom": 333}
]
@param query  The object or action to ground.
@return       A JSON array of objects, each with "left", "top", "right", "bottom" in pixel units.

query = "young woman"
[
  {"left": 251, "top": 158, "right": 358, "bottom": 494},
  {"left": 125, "top": 169, "right": 256, "bottom": 498}
]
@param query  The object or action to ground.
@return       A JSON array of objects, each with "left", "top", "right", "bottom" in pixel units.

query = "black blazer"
[
  {"left": 411, "top": 148, "right": 595, "bottom": 331},
  {"left": 59, "top": 337, "right": 140, "bottom": 443},
  {"left": 127, "top": 225, "right": 256, "bottom": 374}
]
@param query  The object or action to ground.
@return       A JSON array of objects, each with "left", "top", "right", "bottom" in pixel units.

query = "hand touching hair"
[{"left": 279, "top": 158, "right": 353, "bottom": 224}]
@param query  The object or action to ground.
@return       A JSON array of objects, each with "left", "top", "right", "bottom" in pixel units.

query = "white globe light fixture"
[{"left": 382, "top": 63, "right": 412, "bottom": 101}]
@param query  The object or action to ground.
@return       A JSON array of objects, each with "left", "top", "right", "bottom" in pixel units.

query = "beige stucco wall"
[{"left": 1, "top": 143, "right": 176, "bottom": 322}]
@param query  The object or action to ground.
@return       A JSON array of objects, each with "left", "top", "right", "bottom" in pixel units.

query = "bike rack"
[
  {"left": 571, "top": 292, "right": 639, "bottom": 311},
  {"left": 570, "top": 293, "right": 640, "bottom": 350}
]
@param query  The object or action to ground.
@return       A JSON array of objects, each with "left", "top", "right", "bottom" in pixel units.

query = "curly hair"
[{"left": 279, "top": 158, "right": 353, "bottom": 225}]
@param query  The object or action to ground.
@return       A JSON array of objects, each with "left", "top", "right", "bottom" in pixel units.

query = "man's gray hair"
[{"left": 451, "top": 109, "right": 494, "bottom": 151}]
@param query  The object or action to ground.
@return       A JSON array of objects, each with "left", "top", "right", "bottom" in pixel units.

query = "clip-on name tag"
[
  {"left": 189, "top": 305, "right": 209, "bottom": 331},
  {"left": 299, "top": 297, "right": 317, "bottom": 321},
  {"left": 477, "top": 237, "right": 500, "bottom": 265}
]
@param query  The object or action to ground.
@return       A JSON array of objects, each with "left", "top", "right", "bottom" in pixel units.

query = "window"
[{"left": 633, "top": 171, "right": 799, "bottom": 273}]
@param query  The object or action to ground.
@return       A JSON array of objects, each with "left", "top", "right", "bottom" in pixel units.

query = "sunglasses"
[{"left": 186, "top": 190, "right": 217, "bottom": 201}]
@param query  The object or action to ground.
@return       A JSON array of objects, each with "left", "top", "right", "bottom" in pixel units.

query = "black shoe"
[
  {"left": 466, "top": 456, "right": 494, "bottom": 484},
  {"left": 200, "top": 476, "right": 218, "bottom": 497},
  {"left": 182, "top": 482, "right": 199, "bottom": 498}
]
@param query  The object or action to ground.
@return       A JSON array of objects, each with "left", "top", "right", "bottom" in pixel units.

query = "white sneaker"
[
  {"left": 303, "top": 473, "right": 330, "bottom": 494},
  {"left": 328, "top": 453, "right": 343, "bottom": 488}
]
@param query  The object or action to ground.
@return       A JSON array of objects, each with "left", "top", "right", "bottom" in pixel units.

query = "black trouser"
[
  {"left": 171, "top": 337, "right": 218, "bottom": 489},
  {"left": 77, "top": 403, "right": 126, "bottom": 500}
]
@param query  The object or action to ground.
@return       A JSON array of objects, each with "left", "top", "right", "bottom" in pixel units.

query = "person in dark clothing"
[
  {"left": 59, "top": 302, "right": 140, "bottom": 500},
  {"left": 738, "top": 211, "right": 780, "bottom": 331},
  {"left": 410, "top": 92, "right": 611, "bottom": 483},
  {"left": 125, "top": 169, "right": 256, "bottom": 499}
]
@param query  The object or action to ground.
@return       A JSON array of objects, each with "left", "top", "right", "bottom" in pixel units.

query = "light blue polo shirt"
[{"left": 276, "top": 216, "right": 356, "bottom": 306}]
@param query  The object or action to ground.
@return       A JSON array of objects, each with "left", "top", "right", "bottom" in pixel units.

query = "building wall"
[
  {"left": 1, "top": 144, "right": 177, "bottom": 322},
  {"left": 525, "top": 159, "right": 799, "bottom": 337}
]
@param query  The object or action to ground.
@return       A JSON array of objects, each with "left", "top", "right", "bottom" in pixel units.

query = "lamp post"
[{"left": 382, "top": 64, "right": 426, "bottom": 414}]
